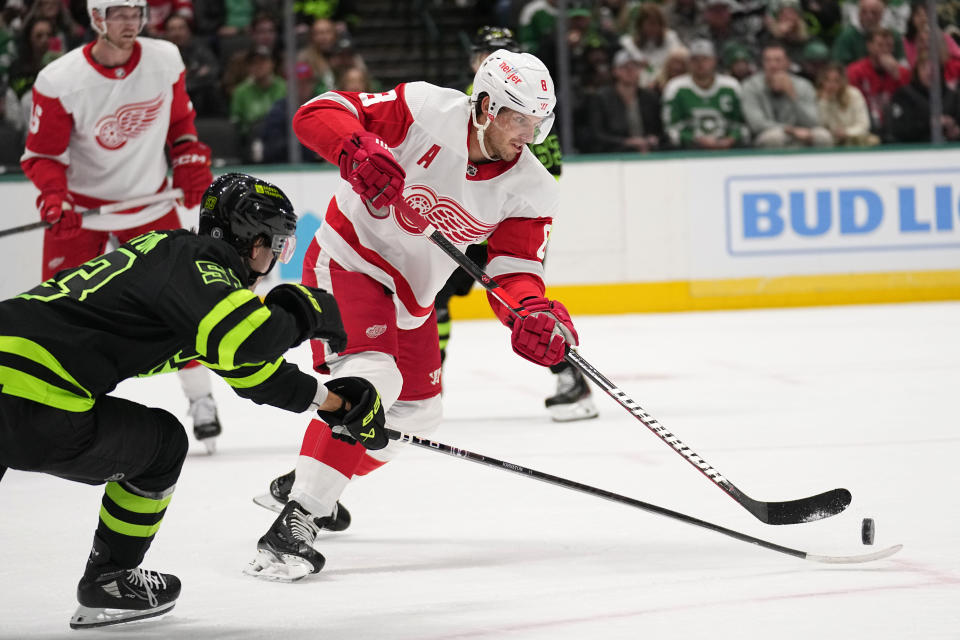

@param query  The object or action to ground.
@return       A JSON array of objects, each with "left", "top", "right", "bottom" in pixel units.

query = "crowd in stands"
[
  {"left": 0, "top": 0, "right": 958, "bottom": 166},
  {"left": 514, "top": 0, "right": 960, "bottom": 152}
]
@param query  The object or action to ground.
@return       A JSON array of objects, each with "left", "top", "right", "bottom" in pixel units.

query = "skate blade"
[
  {"left": 548, "top": 400, "right": 599, "bottom": 423},
  {"left": 252, "top": 493, "right": 285, "bottom": 514},
  {"left": 243, "top": 550, "right": 314, "bottom": 583},
  {"left": 69, "top": 601, "right": 176, "bottom": 629}
]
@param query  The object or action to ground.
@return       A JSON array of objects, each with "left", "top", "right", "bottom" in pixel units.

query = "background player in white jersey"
[
  {"left": 246, "top": 50, "right": 582, "bottom": 581},
  {"left": 20, "top": 0, "right": 219, "bottom": 450}
]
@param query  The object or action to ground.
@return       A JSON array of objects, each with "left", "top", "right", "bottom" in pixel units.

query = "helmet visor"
[
  {"left": 271, "top": 234, "right": 297, "bottom": 264},
  {"left": 533, "top": 112, "right": 555, "bottom": 145}
]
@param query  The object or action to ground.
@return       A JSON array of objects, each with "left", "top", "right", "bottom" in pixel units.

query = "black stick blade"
[{"left": 741, "top": 488, "right": 852, "bottom": 525}]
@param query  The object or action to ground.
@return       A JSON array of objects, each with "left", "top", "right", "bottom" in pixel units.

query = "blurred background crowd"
[{"left": 0, "top": 0, "right": 957, "bottom": 168}]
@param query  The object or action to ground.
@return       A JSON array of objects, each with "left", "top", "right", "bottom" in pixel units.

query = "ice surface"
[{"left": 2, "top": 302, "right": 958, "bottom": 639}]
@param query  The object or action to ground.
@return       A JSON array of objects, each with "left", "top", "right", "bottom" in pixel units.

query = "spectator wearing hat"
[
  {"left": 229, "top": 46, "right": 286, "bottom": 143},
  {"left": 741, "top": 42, "right": 833, "bottom": 147},
  {"left": 723, "top": 44, "right": 755, "bottom": 82},
  {"left": 762, "top": 0, "right": 810, "bottom": 65},
  {"left": 695, "top": 0, "right": 759, "bottom": 64},
  {"left": 663, "top": 39, "right": 750, "bottom": 149},
  {"left": 619, "top": 3, "right": 683, "bottom": 88},
  {"left": 164, "top": 14, "right": 224, "bottom": 117},
  {"left": 327, "top": 34, "right": 373, "bottom": 90},
  {"left": 798, "top": 39, "right": 831, "bottom": 83},
  {"left": 583, "top": 48, "right": 666, "bottom": 153},
  {"left": 832, "top": 0, "right": 905, "bottom": 66},
  {"left": 221, "top": 12, "right": 281, "bottom": 98},
  {"left": 888, "top": 50, "right": 960, "bottom": 142},
  {"left": 816, "top": 62, "right": 879, "bottom": 145},
  {"left": 846, "top": 27, "right": 910, "bottom": 134}
]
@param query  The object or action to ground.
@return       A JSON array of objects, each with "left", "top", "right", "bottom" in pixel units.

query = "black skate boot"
[
  {"left": 244, "top": 500, "right": 326, "bottom": 582},
  {"left": 188, "top": 393, "right": 221, "bottom": 454},
  {"left": 70, "top": 536, "right": 180, "bottom": 629},
  {"left": 253, "top": 469, "right": 352, "bottom": 531},
  {"left": 545, "top": 364, "right": 599, "bottom": 422}
]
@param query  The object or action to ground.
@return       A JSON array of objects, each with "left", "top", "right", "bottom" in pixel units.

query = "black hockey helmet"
[
  {"left": 198, "top": 173, "right": 298, "bottom": 285},
  {"left": 471, "top": 26, "right": 519, "bottom": 55}
]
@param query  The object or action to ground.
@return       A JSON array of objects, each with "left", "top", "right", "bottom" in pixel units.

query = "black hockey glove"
[
  {"left": 264, "top": 284, "right": 348, "bottom": 352},
  {"left": 316, "top": 377, "right": 388, "bottom": 450}
]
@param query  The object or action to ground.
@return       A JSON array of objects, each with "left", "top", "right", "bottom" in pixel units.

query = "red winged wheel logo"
[
  {"left": 95, "top": 94, "right": 165, "bottom": 150},
  {"left": 394, "top": 185, "right": 496, "bottom": 244}
]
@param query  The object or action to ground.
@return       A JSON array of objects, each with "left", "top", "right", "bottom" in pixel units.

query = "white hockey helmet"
[
  {"left": 88, "top": 0, "right": 148, "bottom": 35},
  {"left": 470, "top": 49, "right": 556, "bottom": 145}
]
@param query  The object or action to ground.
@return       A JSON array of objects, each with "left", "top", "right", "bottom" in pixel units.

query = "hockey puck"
[{"left": 861, "top": 518, "right": 875, "bottom": 545}]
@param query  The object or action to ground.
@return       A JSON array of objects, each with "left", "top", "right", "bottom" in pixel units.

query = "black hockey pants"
[{"left": 0, "top": 393, "right": 188, "bottom": 569}]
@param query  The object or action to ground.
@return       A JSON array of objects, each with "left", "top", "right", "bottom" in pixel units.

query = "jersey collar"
[
  {"left": 465, "top": 122, "right": 522, "bottom": 181},
  {"left": 83, "top": 41, "right": 142, "bottom": 80}
]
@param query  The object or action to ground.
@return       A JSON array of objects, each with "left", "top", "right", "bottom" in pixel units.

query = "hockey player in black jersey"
[{"left": 0, "top": 173, "right": 387, "bottom": 629}]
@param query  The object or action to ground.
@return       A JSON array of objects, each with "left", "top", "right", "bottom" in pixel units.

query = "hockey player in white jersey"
[
  {"left": 21, "top": 0, "right": 220, "bottom": 451},
  {"left": 246, "top": 50, "right": 582, "bottom": 581}
]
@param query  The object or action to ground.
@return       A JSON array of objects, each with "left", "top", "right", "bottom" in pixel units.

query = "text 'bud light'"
[{"left": 725, "top": 169, "right": 960, "bottom": 256}]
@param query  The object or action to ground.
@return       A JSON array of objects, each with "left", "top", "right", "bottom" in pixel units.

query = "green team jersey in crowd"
[
  {"left": 0, "top": 230, "right": 317, "bottom": 414},
  {"left": 662, "top": 74, "right": 750, "bottom": 149}
]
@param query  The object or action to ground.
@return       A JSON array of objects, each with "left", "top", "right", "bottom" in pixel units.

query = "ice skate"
[
  {"left": 70, "top": 546, "right": 180, "bottom": 631},
  {"left": 545, "top": 366, "right": 599, "bottom": 422},
  {"left": 244, "top": 500, "right": 326, "bottom": 582},
  {"left": 188, "top": 393, "right": 221, "bottom": 454},
  {"left": 252, "top": 469, "right": 351, "bottom": 532}
]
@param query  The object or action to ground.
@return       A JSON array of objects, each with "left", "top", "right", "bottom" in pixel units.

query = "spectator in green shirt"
[
  {"left": 832, "top": 0, "right": 905, "bottom": 65},
  {"left": 230, "top": 46, "right": 287, "bottom": 140}
]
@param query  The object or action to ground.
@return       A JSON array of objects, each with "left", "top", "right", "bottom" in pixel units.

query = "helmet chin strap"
[
  {"left": 471, "top": 108, "right": 500, "bottom": 161},
  {"left": 246, "top": 255, "right": 277, "bottom": 287}
]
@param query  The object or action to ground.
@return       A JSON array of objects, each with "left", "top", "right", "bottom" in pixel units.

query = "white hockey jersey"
[
  {"left": 21, "top": 38, "right": 194, "bottom": 207},
  {"left": 293, "top": 82, "right": 560, "bottom": 330}
]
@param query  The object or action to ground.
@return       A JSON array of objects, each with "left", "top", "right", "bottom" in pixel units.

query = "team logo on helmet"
[
  {"left": 94, "top": 94, "right": 164, "bottom": 150},
  {"left": 394, "top": 185, "right": 496, "bottom": 244}
]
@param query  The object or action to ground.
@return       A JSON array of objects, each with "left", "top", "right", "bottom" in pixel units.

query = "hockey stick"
[
  {"left": 386, "top": 428, "right": 900, "bottom": 564},
  {"left": 393, "top": 199, "right": 851, "bottom": 526},
  {"left": 0, "top": 188, "right": 184, "bottom": 239}
]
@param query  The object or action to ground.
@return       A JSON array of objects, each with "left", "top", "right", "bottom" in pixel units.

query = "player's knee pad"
[
  {"left": 327, "top": 351, "right": 403, "bottom": 411},
  {"left": 365, "top": 394, "right": 443, "bottom": 465},
  {"left": 135, "top": 408, "right": 188, "bottom": 492}
]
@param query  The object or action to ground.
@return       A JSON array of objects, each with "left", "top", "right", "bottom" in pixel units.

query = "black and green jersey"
[
  {"left": 662, "top": 74, "right": 750, "bottom": 148},
  {"left": 529, "top": 131, "right": 562, "bottom": 179},
  {"left": 0, "top": 230, "right": 317, "bottom": 413}
]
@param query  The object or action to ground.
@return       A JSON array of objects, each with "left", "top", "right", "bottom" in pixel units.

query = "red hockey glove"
[
  {"left": 38, "top": 192, "right": 81, "bottom": 239},
  {"left": 171, "top": 140, "right": 213, "bottom": 208},
  {"left": 510, "top": 297, "right": 579, "bottom": 367},
  {"left": 338, "top": 131, "right": 405, "bottom": 210}
]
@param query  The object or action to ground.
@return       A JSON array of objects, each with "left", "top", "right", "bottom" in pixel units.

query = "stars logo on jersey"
[
  {"left": 394, "top": 185, "right": 496, "bottom": 244},
  {"left": 94, "top": 93, "right": 165, "bottom": 150}
]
